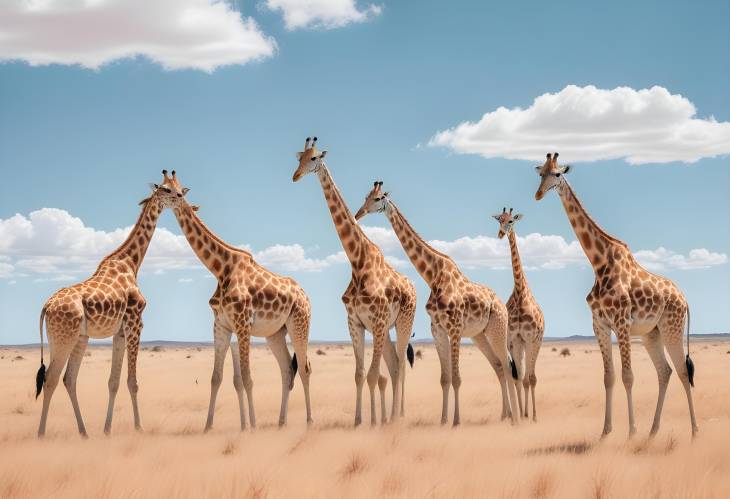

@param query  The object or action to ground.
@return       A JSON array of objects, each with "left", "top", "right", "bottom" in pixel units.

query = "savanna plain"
[{"left": 1, "top": 339, "right": 729, "bottom": 498}]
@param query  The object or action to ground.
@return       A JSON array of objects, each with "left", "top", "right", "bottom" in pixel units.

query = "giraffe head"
[
  {"left": 292, "top": 136, "right": 328, "bottom": 182},
  {"left": 354, "top": 181, "right": 389, "bottom": 220},
  {"left": 492, "top": 207, "right": 523, "bottom": 239},
  {"left": 534, "top": 152, "right": 571, "bottom": 201},
  {"left": 146, "top": 170, "right": 190, "bottom": 209}
]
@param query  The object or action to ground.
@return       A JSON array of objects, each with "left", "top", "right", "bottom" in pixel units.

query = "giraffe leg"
[
  {"left": 288, "top": 302, "right": 313, "bottom": 425},
  {"left": 524, "top": 339, "right": 540, "bottom": 422},
  {"left": 511, "top": 335, "right": 527, "bottom": 419},
  {"left": 124, "top": 317, "right": 143, "bottom": 432},
  {"left": 485, "top": 307, "right": 519, "bottom": 425},
  {"left": 641, "top": 328, "right": 672, "bottom": 437},
  {"left": 104, "top": 329, "right": 125, "bottom": 434},
  {"left": 348, "top": 317, "right": 366, "bottom": 426},
  {"left": 229, "top": 338, "right": 246, "bottom": 430},
  {"left": 472, "top": 332, "right": 509, "bottom": 421},
  {"left": 378, "top": 372, "right": 388, "bottom": 424},
  {"left": 266, "top": 327, "right": 292, "bottom": 427},
  {"left": 367, "top": 328, "right": 387, "bottom": 426},
  {"left": 660, "top": 313, "right": 698, "bottom": 437},
  {"left": 235, "top": 333, "right": 255, "bottom": 429},
  {"left": 38, "top": 338, "right": 75, "bottom": 438},
  {"left": 449, "top": 333, "right": 462, "bottom": 427},
  {"left": 593, "top": 317, "right": 615, "bottom": 437},
  {"left": 431, "top": 322, "right": 451, "bottom": 425},
  {"left": 63, "top": 335, "right": 89, "bottom": 437},
  {"left": 615, "top": 319, "right": 636, "bottom": 437},
  {"left": 393, "top": 303, "right": 414, "bottom": 422},
  {"left": 204, "top": 317, "right": 233, "bottom": 432},
  {"left": 382, "top": 336, "right": 398, "bottom": 422}
]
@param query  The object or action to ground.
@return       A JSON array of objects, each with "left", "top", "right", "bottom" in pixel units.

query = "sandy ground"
[{"left": 0, "top": 340, "right": 729, "bottom": 498}]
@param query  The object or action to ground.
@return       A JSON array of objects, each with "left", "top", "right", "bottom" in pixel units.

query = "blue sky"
[{"left": 1, "top": 0, "right": 729, "bottom": 344}]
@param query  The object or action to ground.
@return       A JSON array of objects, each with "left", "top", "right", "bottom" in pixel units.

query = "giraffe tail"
[
  {"left": 290, "top": 353, "right": 298, "bottom": 390},
  {"left": 36, "top": 304, "right": 48, "bottom": 399},
  {"left": 509, "top": 355, "right": 519, "bottom": 380},
  {"left": 685, "top": 306, "right": 694, "bottom": 388},
  {"left": 407, "top": 343, "right": 415, "bottom": 368}
]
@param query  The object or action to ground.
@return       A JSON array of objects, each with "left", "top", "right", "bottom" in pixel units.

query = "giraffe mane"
[
  {"left": 183, "top": 204, "right": 253, "bottom": 258},
  {"left": 564, "top": 182, "right": 630, "bottom": 250}
]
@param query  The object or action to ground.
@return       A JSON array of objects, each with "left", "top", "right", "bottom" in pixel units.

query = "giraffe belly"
[
  {"left": 85, "top": 318, "right": 123, "bottom": 339},
  {"left": 462, "top": 318, "right": 489, "bottom": 338},
  {"left": 355, "top": 302, "right": 399, "bottom": 333},
  {"left": 250, "top": 314, "right": 288, "bottom": 338},
  {"left": 629, "top": 316, "right": 659, "bottom": 336}
]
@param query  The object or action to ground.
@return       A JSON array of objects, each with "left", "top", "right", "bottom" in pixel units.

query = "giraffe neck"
[
  {"left": 508, "top": 230, "right": 527, "bottom": 293},
  {"left": 384, "top": 200, "right": 450, "bottom": 287},
  {"left": 102, "top": 197, "right": 162, "bottom": 275},
  {"left": 173, "top": 204, "right": 247, "bottom": 279},
  {"left": 316, "top": 164, "right": 375, "bottom": 268},
  {"left": 557, "top": 180, "right": 629, "bottom": 271}
]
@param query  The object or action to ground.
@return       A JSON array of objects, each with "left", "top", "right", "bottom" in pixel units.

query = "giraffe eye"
[
  {"left": 555, "top": 173, "right": 561, "bottom": 178},
  {"left": 374, "top": 197, "right": 381, "bottom": 202},
  {"left": 311, "top": 156, "right": 317, "bottom": 161}
]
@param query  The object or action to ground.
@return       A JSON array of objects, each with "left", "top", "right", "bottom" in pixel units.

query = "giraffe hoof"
[{"left": 80, "top": 431, "right": 89, "bottom": 439}]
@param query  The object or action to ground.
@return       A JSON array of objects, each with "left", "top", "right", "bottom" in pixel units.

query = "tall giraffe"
[
  {"left": 535, "top": 152, "right": 697, "bottom": 437},
  {"left": 492, "top": 207, "right": 545, "bottom": 421},
  {"left": 35, "top": 171, "right": 181, "bottom": 437},
  {"left": 356, "top": 182, "right": 520, "bottom": 426},
  {"left": 293, "top": 137, "right": 416, "bottom": 426},
  {"left": 168, "top": 171, "right": 313, "bottom": 430}
]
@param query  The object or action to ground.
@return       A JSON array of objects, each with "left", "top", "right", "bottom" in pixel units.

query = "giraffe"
[
  {"left": 355, "top": 181, "right": 520, "bottom": 426},
  {"left": 167, "top": 171, "right": 313, "bottom": 431},
  {"left": 35, "top": 170, "right": 182, "bottom": 438},
  {"left": 492, "top": 207, "right": 545, "bottom": 422},
  {"left": 293, "top": 137, "right": 416, "bottom": 426},
  {"left": 535, "top": 152, "right": 698, "bottom": 438}
]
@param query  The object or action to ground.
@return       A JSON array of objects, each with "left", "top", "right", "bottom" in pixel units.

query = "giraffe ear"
[
  {"left": 182, "top": 187, "right": 190, "bottom": 196},
  {"left": 513, "top": 213, "right": 524, "bottom": 221},
  {"left": 492, "top": 214, "right": 502, "bottom": 221},
  {"left": 296, "top": 152, "right": 303, "bottom": 160},
  {"left": 320, "top": 150, "right": 328, "bottom": 158},
  {"left": 191, "top": 205, "right": 200, "bottom": 212},
  {"left": 561, "top": 165, "right": 571, "bottom": 174},
  {"left": 150, "top": 183, "right": 159, "bottom": 192}
]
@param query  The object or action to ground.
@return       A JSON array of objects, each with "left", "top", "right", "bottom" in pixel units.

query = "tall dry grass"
[{"left": 0, "top": 340, "right": 728, "bottom": 498}]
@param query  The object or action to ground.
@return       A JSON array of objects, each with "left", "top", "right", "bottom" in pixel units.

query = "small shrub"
[
  {"left": 13, "top": 355, "right": 24, "bottom": 361},
  {"left": 186, "top": 354, "right": 192, "bottom": 359},
  {"left": 551, "top": 347, "right": 557, "bottom": 352},
  {"left": 340, "top": 454, "right": 367, "bottom": 479},
  {"left": 415, "top": 349, "right": 423, "bottom": 359},
  {"left": 316, "top": 349, "right": 326, "bottom": 356},
  {"left": 151, "top": 346, "right": 163, "bottom": 352},
  {"left": 560, "top": 347, "right": 571, "bottom": 357}
]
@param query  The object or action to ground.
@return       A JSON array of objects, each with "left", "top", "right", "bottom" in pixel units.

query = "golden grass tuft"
[
  {"left": 530, "top": 471, "right": 554, "bottom": 499},
  {"left": 340, "top": 453, "right": 368, "bottom": 479}
]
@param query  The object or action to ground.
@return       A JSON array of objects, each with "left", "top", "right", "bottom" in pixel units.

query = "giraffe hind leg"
[
  {"left": 63, "top": 335, "right": 89, "bottom": 437},
  {"left": 641, "top": 328, "right": 672, "bottom": 437}
]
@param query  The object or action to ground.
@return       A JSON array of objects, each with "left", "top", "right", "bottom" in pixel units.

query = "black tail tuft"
[
  {"left": 291, "top": 353, "right": 298, "bottom": 377},
  {"left": 509, "top": 356, "right": 518, "bottom": 380},
  {"left": 407, "top": 343, "right": 415, "bottom": 368},
  {"left": 686, "top": 354, "right": 695, "bottom": 388},
  {"left": 35, "top": 361, "right": 46, "bottom": 399}
]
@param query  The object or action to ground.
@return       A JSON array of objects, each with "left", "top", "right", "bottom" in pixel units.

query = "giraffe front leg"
[
  {"left": 524, "top": 339, "right": 541, "bottom": 422},
  {"left": 124, "top": 314, "right": 144, "bottom": 432},
  {"left": 266, "top": 327, "right": 292, "bottom": 427},
  {"left": 104, "top": 329, "right": 125, "bottom": 434},
  {"left": 593, "top": 316, "right": 614, "bottom": 437},
  {"left": 613, "top": 309, "right": 636, "bottom": 437},
  {"left": 431, "top": 322, "right": 451, "bottom": 425},
  {"left": 63, "top": 335, "right": 89, "bottom": 437},
  {"left": 348, "top": 317, "right": 366, "bottom": 426},
  {"left": 510, "top": 335, "right": 526, "bottom": 419},
  {"left": 367, "top": 327, "right": 387, "bottom": 426},
  {"left": 382, "top": 337, "right": 398, "bottom": 422},
  {"left": 205, "top": 317, "right": 233, "bottom": 432}
]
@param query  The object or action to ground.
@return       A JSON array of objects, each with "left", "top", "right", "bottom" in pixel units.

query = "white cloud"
[
  {"left": 635, "top": 247, "right": 728, "bottom": 271},
  {"left": 0, "top": 0, "right": 276, "bottom": 72},
  {"left": 1, "top": 209, "right": 723, "bottom": 283},
  {"left": 429, "top": 85, "right": 730, "bottom": 165},
  {"left": 265, "top": 0, "right": 381, "bottom": 30}
]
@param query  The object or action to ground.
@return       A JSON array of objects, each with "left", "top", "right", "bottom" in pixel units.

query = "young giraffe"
[
  {"left": 293, "top": 137, "right": 416, "bottom": 426},
  {"left": 356, "top": 182, "right": 520, "bottom": 426},
  {"left": 492, "top": 207, "right": 545, "bottom": 422},
  {"left": 167, "top": 171, "right": 313, "bottom": 430},
  {"left": 35, "top": 171, "right": 182, "bottom": 438},
  {"left": 535, "top": 152, "right": 697, "bottom": 437}
]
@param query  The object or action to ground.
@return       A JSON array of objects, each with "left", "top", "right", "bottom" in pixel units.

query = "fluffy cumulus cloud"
[
  {"left": 429, "top": 85, "right": 730, "bottom": 165},
  {"left": 265, "top": 0, "right": 381, "bottom": 30},
  {"left": 0, "top": 210, "right": 725, "bottom": 282},
  {"left": 0, "top": 0, "right": 276, "bottom": 72}
]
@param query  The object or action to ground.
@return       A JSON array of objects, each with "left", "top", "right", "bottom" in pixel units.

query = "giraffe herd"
[{"left": 34, "top": 139, "right": 697, "bottom": 441}]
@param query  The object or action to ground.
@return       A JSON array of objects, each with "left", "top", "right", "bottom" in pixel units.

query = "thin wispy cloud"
[
  {"left": 430, "top": 85, "right": 730, "bottom": 165},
  {"left": 0, "top": 0, "right": 275, "bottom": 72},
  {"left": 265, "top": 0, "right": 382, "bottom": 30}
]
